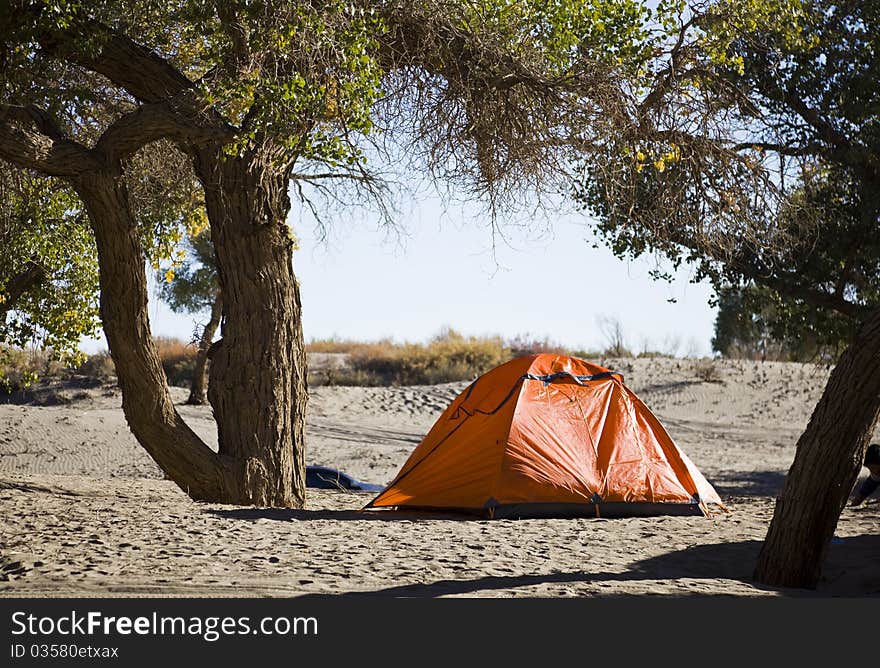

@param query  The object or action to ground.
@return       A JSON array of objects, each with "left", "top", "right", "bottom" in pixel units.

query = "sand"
[{"left": 1, "top": 356, "right": 878, "bottom": 598}]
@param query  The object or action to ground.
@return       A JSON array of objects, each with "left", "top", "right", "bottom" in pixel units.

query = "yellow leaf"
[
  {"left": 185, "top": 208, "right": 209, "bottom": 237},
  {"left": 164, "top": 269, "right": 175, "bottom": 283},
  {"left": 654, "top": 158, "right": 666, "bottom": 172}
]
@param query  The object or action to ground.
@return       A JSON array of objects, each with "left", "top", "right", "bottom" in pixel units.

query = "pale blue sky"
[{"left": 81, "top": 188, "right": 718, "bottom": 357}]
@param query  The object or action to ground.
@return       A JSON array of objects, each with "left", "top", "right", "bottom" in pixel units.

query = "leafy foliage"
[
  {"left": 154, "top": 229, "right": 217, "bottom": 315},
  {"left": 0, "top": 168, "right": 100, "bottom": 362},
  {"left": 711, "top": 284, "right": 853, "bottom": 361},
  {"left": 575, "top": 0, "right": 879, "bottom": 344}
]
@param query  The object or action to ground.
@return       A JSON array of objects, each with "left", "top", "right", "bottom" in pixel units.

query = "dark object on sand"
[{"left": 306, "top": 465, "right": 385, "bottom": 492}]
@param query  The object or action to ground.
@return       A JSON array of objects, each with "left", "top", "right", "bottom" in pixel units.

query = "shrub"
[
  {"left": 692, "top": 358, "right": 722, "bottom": 383},
  {"left": 0, "top": 346, "right": 40, "bottom": 392},
  {"left": 153, "top": 337, "right": 198, "bottom": 387},
  {"left": 317, "top": 330, "right": 511, "bottom": 386},
  {"left": 637, "top": 350, "right": 675, "bottom": 359},
  {"left": 1, "top": 338, "right": 201, "bottom": 391},
  {"left": 505, "top": 334, "right": 568, "bottom": 358},
  {"left": 308, "top": 329, "right": 624, "bottom": 386},
  {"left": 306, "top": 337, "right": 369, "bottom": 354},
  {"left": 76, "top": 351, "right": 116, "bottom": 380}
]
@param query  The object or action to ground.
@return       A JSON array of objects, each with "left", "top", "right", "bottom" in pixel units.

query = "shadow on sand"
[
  {"left": 210, "top": 506, "right": 880, "bottom": 598},
  {"left": 328, "top": 539, "right": 768, "bottom": 598},
  {"left": 328, "top": 534, "right": 879, "bottom": 598},
  {"left": 709, "top": 470, "right": 788, "bottom": 497},
  {"left": 208, "top": 507, "right": 477, "bottom": 522}
]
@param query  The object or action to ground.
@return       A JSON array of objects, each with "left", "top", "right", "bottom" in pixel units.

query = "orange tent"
[{"left": 364, "top": 354, "right": 723, "bottom": 518}]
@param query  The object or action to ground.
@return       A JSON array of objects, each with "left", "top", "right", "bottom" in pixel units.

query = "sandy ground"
[{"left": 1, "top": 356, "right": 878, "bottom": 598}]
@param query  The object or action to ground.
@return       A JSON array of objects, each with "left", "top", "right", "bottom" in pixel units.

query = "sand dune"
[{"left": 1, "top": 357, "right": 878, "bottom": 597}]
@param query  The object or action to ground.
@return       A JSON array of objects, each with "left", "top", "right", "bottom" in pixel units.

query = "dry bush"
[
  {"left": 0, "top": 345, "right": 77, "bottom": 392},
  {"left": 637, "top": 350, "right": 675, "bottom": 359},
  {"left": 76, "top": 351, "right": 116, "bottom": 380},
  {"left": 2, "top": 338, "right": 200, "bottom": 391},
  {"left": 306, "top": 338, "right": 372, "bottom": 354},
  {"left": 597, "top": 315, "right": 633, "bottom": 358},
  {"left": 0, "top": 346, "right": 44, "bottom": 392},
  {"left": 321, "top": 329, "right": 511, "bottom": 386},
  {"left": 307, "top": 330, "right": 614, "bottom": 386},
  {"left": 568, "top": 349, "right": 604, "bottom": 361},
  {"left": 692, "top": 358, "right": 722, "bottom": 383},
  {"left": 505, "top": 333, "right": 569, "bottom": 358},
  {"left": 153, "top": 337, "right": 198, "bottom": 387}
]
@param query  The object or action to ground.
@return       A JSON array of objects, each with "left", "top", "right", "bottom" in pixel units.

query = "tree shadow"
[
  {"left": 638, "top": 380, "right": 704, "bottom": 395},
  {"left": 710, "top": 470, "right": 788, "bottom": 497},
  {"left": 0, "top": 478, "right": 81, "bottom": 496},
  {"left": 293, "top": 535, "right": 880, "bottom": 598},
  {"left": 207, "top": 507, "right": 477, "bottom": 522},
  {"left": 319, "top": 539, "right": 765, "bottom": 598}
]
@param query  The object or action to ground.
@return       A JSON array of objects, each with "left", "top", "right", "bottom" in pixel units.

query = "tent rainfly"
[{"left": 364, "top": 354, "right": 724, "bottom": 518}]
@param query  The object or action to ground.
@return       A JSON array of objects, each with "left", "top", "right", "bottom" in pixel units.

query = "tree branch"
[
  {"left": 739, "top": 263, "right": 871, "bottom": 320},
  {"left": 762, "top": 83, "right": 874, "bottom": 171},
  {"left": 0, "top": 260, "right": 45, "bottom": 317},
  {"left": 0, "top": 105, "right": 100, "bottom": 177},
  {"left": 732, "top": 141, "right": 822, "bottom": 157},
  {"left": 95, "top": 101, "right": 233, "bottom": 164},
  {"left": 637, "top": 15, "right": 697, "bottom": 118},
  {"left": 46, "top": 28, "right": 193, "bottom": 105},
  {"left": 783, "top": 89, "right": 855, "bottom": 155},
  {"left": 376, "top": 4, "right": 577, "bottom": 94},
  {"left": 43, "top": 23, "right": 238, "bottom": 153}
]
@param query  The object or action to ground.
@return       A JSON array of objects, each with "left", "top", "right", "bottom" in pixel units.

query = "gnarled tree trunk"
[
  {"left": 74, "top": 167, "right": 239, "bottom": 501},
  {"left": 753, "top": 305, "right": 880, "bottom": 588},
  {"left": 193, "top": 147, "right": 307, "bottom": 508},
  {"left": 187, "top": 293, "right": 222, "bottom": 406}
]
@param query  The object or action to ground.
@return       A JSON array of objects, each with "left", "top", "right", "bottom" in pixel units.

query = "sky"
[{"left": 80, "top": 187, "right": 718, "bottom": 357}]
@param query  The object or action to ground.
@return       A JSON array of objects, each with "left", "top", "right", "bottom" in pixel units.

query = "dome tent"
[{"left": 364, "top": 354, "right": 724, "bottom": 518}]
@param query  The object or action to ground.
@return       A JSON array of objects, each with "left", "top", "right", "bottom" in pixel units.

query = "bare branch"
[
  {"left": 638, "top": 15, "right": 698, "bottom": 118},
  {"left": 732, "top": 141, "right": 821, "bottom": 157}
]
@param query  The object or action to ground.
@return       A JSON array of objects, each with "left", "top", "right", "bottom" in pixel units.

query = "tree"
[
  {"left": 710, "top": 168, "right": 871, "bottom": 362},
  {"left": 155, "top": 229, "right": 221, "bottom": 405},
  {"left": 575, "top": 0, "right": 880, "bottom": 587},
  {"left": 1, "top": 1, "right": 647, "bottom": 507},
  {"left": 711, "top": 284, "right": 852, "bottom": 362},
  {"left": 0, "top": 168, "right": 100, "bottom": 362}
]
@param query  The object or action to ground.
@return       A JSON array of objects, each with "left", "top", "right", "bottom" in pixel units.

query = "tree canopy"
[
  {"left": 576, "top": 0, "right": 878, "bottom": 324},
  {"left": 1, "top": 0, "right": 658, "bottom": 359}
]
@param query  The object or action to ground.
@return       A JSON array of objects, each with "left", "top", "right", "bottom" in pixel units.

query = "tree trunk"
[
  {"left": 753, "top": 305, "right": 880, "bottom": 588},
  {"left": 193, "top": 147, "right": 307, "bottom": 508},
  {"left": 74, "top": 168, "right": 238, "bottom": 502},
  {"left": 187, "top": 293, "right": 222, "bottom": 406}
]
